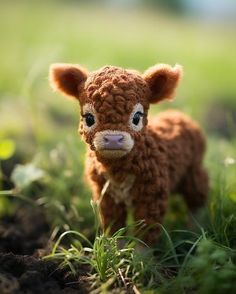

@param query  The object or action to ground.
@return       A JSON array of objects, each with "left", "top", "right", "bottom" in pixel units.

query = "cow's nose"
[{"left": 103, "top": 134, "right": 124, "bottom": 149}]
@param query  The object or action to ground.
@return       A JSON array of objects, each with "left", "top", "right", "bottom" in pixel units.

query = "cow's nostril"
[
  {"left": 104, "top": 137, "right": 109, "bottom": 143},
  {"left": 118, "top": 136, "right": 124, "bottom": 143}
]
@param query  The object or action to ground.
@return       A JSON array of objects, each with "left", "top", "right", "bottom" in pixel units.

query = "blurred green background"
[{"left": 0, "top": 0, "right": 236, "bottom": 229}]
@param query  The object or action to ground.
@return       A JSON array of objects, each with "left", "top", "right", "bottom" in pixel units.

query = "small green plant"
[{"left": 161, "top": 238, "right": 236, "bottom": 294}]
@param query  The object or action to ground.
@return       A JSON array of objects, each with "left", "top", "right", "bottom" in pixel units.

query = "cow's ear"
[
  {"left": 49, "top": 63, "right": 88, "bottom": 99},
  {"left": 143, "top": 64, "right": 183, "bottom": 103}
]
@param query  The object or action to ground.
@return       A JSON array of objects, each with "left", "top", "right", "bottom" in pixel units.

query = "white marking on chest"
[{"left": 104, "top": 174, "right": 136, "bottom": 207}]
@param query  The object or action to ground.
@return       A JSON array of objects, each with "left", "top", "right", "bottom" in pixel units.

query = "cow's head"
[{"left": 49, "top": 64, "right": 182, "bottom": 159}]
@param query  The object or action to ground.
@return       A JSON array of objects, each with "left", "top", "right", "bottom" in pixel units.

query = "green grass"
[{"left": 0, "top": 1, "right": 236, "bottom": 293}]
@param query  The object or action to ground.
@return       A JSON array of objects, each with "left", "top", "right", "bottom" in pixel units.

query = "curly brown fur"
[{"left": 49, "top": 63, "right": 208, "bottom": 245}]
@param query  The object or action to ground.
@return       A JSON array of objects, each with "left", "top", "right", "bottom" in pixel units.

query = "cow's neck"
[{"left": 94, "top": 149, "right": 137, "bottom": 183}]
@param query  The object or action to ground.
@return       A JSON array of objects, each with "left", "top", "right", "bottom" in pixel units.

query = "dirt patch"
[
  {"left": 0, "top": 206, "right": 50, "bottom": 255},
  {"left": 0, "top": 205, "right": 89, "bottom": 294},
  {"left": 0, "top": 253, "right": 87, "bottom": 294}
]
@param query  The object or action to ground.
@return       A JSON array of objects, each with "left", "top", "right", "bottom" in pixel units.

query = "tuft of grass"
[{"left": 45, "top": 224, "right": 155, "bottom": 292}]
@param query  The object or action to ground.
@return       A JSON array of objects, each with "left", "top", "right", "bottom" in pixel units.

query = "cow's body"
[{"left": 85, "top": 110, "right": 208, "bottom": 244}]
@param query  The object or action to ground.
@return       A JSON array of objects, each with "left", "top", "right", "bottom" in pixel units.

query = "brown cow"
[{"left": 49, "top": 63, "right": 208, "bottom": 245}]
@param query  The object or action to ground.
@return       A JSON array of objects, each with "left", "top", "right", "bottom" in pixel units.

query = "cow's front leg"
[
  {"left": 98, "top": 194, "right": 127, "bottom": 235},
  {"left": 133, "top": 188, "right": 168, "bottom": 246}
]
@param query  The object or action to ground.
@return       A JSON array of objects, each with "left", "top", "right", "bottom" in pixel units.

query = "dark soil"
[
  {"left": 0, "top": 205, "right": 88, "bottom": 294},
  {"left": 0, "top": 253, "right": 86, "bottom": 294},
  {"left": 0, "top": 206, "right": 50, "bottom": 255}
]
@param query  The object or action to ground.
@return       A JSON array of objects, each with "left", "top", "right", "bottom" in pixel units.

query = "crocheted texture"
[{"left": 49, "top": 63, "right": 208, "bottom": 245}]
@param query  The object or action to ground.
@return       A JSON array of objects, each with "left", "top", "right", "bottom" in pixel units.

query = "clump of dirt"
[{"left": 0, "top": 205, "right": 89, "bottom": 294}]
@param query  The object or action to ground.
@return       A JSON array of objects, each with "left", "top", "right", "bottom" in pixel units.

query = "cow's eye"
[
  {"left": 132, "top": 111, "right": 143, "bottom": 126},
  {"left": 83, "top": 113, "right": 95, "bottom": 127}
]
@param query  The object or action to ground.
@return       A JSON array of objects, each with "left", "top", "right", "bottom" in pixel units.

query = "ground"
[{"left": 0, "top": 206, "right": 89, "bottom": 293}]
